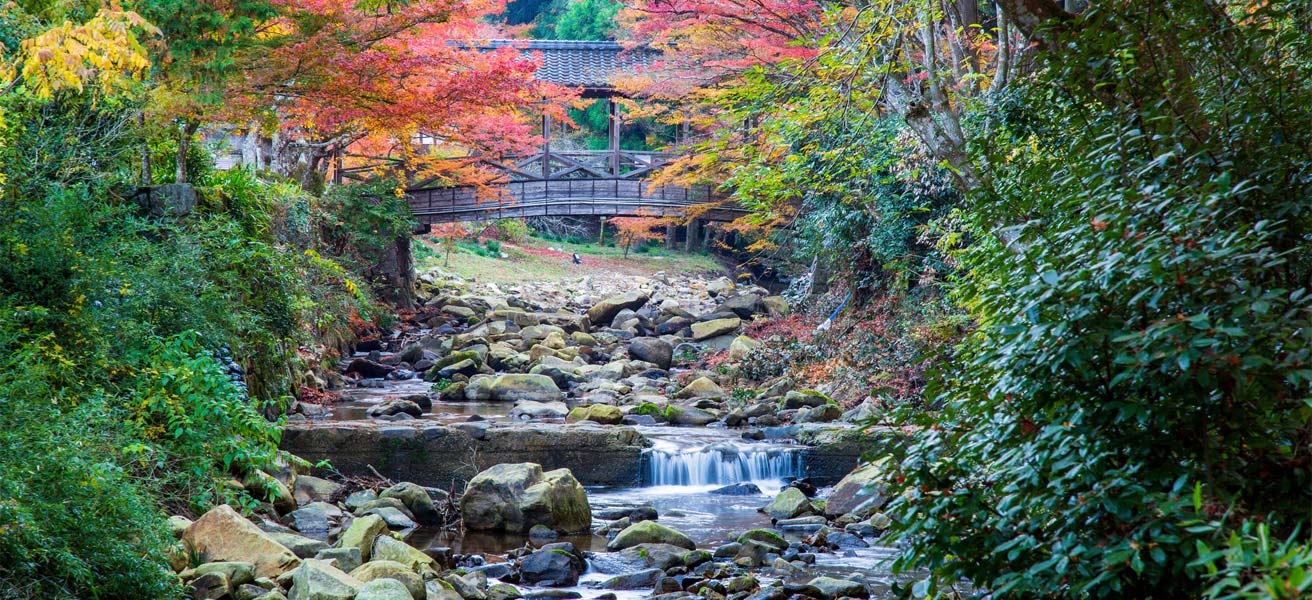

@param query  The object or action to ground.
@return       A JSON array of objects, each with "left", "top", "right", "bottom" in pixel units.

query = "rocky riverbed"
[{"left": 171, "top": 266, "right": 906, "bottom": 600}]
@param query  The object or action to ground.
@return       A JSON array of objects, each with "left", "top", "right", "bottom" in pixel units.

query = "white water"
[{"left": 641, "top": 440, "right": 804, "bottom": 487}]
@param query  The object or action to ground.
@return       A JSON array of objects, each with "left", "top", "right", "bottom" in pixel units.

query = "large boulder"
[
  {"left": 761, "top": 487, "right": 813, "bottom": 520},
  {"left": 461, "top": 463, "right": 591, "bottom": 534},
  {"left": 606, "top": 520, "right": 695, "bottom": 551},
  {"left": 289, "top": 559, "right": 361, "bottom": 600},
  {"left": 587, "top": 291, "right": 649, "bottom": 325},
  {"left": 486, "top": 374, "right": 562, "bottom": 403},
  {"left": 627, "top": 338, "right": 672, "bottom": 369},
  {"left": 824, "top": 460, "right": 887, "bottom": 518},
  {"left": 691, "top": 317, "right": 741, "bottom": 341},
  {"left": 182, "top": 505, "right": 301, "bottom": 579}
]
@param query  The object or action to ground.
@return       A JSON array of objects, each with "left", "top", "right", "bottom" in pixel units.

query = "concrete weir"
[{"left": 281, "top": 421, "right": 651, "bottom": 487}]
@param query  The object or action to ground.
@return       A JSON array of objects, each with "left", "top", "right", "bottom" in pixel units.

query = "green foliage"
[
  {"left": 491, "top": 218, "right": 530, "bottom": 243},
  {"left": 553, "top": 0, "right": 620, "bottom": 40},
  {"left": 882, "top": 3, "right": 1312, "bottom": 597}
]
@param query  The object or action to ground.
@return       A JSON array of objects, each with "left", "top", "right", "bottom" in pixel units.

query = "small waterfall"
[{"left": 641, "top": 443, "right": 804, "bottom": 486}]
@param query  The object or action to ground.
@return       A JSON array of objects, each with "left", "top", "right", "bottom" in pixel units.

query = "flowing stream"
[{"left": 321, "top": 379, "right": 898, "bottom": 596}]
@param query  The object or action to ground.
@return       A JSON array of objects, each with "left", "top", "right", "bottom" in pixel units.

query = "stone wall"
[{"left": 281, "top": 422, "right": 650, "bottom": 488}]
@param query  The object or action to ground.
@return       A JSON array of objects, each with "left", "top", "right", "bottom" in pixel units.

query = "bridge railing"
[{"left": 407, "top": 178, "right": 741, "bottom": 223}]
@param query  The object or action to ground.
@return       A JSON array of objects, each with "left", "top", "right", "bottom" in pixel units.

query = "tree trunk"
[
  {"left": 139, "top": 112, "right": 151, "bottom": 186},
  {"left": 241, "top": 123, "right": 261, "bottom": 169},
  {"left": 175, "top": 119, "right": 199, "bottom": 184}
]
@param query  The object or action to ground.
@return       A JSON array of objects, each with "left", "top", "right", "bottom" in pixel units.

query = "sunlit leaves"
[{"left": 11, "top": 9, "right": 159, "bottom": 100}]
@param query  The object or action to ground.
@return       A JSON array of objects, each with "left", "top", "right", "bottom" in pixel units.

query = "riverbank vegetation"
[
  {"left": 0, "top": 0, "right": 553, "bottom": 595},
  {"left": 623, "top": 0, "right": 1312, "bottom": 597}
]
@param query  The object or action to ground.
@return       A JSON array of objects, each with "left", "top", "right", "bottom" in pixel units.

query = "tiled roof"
[{"left": 471, "top": 40, "right": 659, "bottom": 89}]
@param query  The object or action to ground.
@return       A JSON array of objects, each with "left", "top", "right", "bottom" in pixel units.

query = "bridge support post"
[
  {"left": 608, "top": 98, "right": 621, "bottom": 177},
  {"left": 685, "top": 218, "right": 703, "bottom": 252},
  {"left": 665, "top": 224, "right": 677, "bottom": 249}
]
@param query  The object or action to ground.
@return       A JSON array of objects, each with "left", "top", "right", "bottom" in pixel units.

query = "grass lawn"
[{"left": 413, "top": 232, "right": 723, "bottom": 285}]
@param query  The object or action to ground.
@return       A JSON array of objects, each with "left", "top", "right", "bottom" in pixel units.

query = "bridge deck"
[{"left": 407, "top": 179, "right": 743, "bottom": 224}]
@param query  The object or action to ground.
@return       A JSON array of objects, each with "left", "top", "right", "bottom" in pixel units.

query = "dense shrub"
[{"left": 883, "top": 4, "right": 1312, "bottom": 597}]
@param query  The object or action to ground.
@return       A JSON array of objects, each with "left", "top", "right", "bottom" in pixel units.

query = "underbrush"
[
  {"left": 712, "top": 287, "right": 967, "bottom": 408},
  {"left": 0, "top": 167, "right": 379, "bottom": 597}
]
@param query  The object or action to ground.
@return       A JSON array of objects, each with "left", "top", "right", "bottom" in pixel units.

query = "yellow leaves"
[{"left": 11, "top": 9, "right": 160, "bottom": 101}]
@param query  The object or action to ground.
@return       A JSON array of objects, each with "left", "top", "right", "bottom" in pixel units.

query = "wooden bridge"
[
  {"left": 395, "top": 41, "right": 743, "bottom": 228},
  {"left": 406, "top": 149, "right": 743, "bottom": 226}
]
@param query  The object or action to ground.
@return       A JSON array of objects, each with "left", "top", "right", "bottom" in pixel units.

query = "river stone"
[
  {"left": 354, "top": 578, "right": 413, "bottom": 600},
  {"left": 601, "top": 568, "right": 664, "bottom": 590},
  {"left": 289, "top": 559, "right": 361, "bottom": 600},
  {"left": 710, "top": 483, "right": 762, "bottom": 496},
  {"left": 674, "top": 377, "right": 724, "bottom": 399},
  {"left": 736, "top": 529, "right": 787, "bottom": 552},
  {"left": 345, "top": 490, "right": 378, "bottom": 511},
  {"left": 669, "top": 405, "right": 718, "bottom": 426},
  {"left": 487, "top": 374, "right": 561, "bottom": 403},
  {"left": 780, "top": 390, "right": 830, "bottom": 409},
  {"left": 168, "top": 515, "right": 193, "bottom": 538},
  {"left": 627, "top": 337, "right": 672, "bottom": 369},
  {"left": 486, "top": 583, "right": 522, "bottom": 600},
  {"left": 797, "top": 404, "right": 842, "bottom": 423},
  {"left": 244, "top": 470, "right": 297, "bottom": 515},
  {"left": 368, "top": 399, "right": 423, "bottom": 418},
  {"left": 691, "top": 317, "right": 741, "bottom": 341},
  {"left": 190, "top": 571, "right": 231, "bottom": 600},
  {"left": 511, "top": 400, "right": 569, "bottom": 420},
  {"left": 194, "top": 561, "right": 256, "bottom": 588},
  {"left": 807, "top": 577, "right": 868, "bottom": 599},
  {"left": 824, "top": 461, "right": 887, "bottom": 519},
  {"left": 566, "top": 404, "right": 623, "bottom": 425},
  {"left": 362, "top": 506, "right": 417, "bottom": 530},
  {"left": 350, "top": 560, "right": 424, "bottom": 600},
  {"left": 314, "top": 548, "right": 361, "bottom": 573},
  {"left": 519, "top": 548, "right": 582, "bottom": 587},
  {"left": 606, "top": 520, "right": 695, "bottom": 551},
  {"left": 268, "top": 532, "right": 330, "bottom": 559},
  {"left": 289, "top": 502, "right": 340, "bottom": 533},
  {"left": 761, "top": 487, "right": 812, "bottom": 520},
  {"left": 371, "top": 535, "right": 437, "bottom": 573},
  {"left": 721, "top": 293, "right": 762, "bottom": 318},
  {"left": 379, "top": 482, "right": 440, "bottom": 525},
  {"left": 337, "top": 514, "right": 387, "bottom": 561},
  {"left": 619, "top": 543, "right": 688, "bottom": 570},
  {"left": 728, "top": 335, "right": 762, "bottom": 361},
  {"left": 734, "top": 540, "right": 777, "bottom": 568},
  {"left": 441, "top": 572, "right": 488, "bottom": 600},
  {"left": 183, "top": 505, "right": 301, "bottom": 579},
  {"left": 461, "top": 463, "right": 591, "bottom": 534},
  {"left": 588, "top": 291, "right": 649, "bottom": 325},
  {"left": 762, "top": 296, "right": 790, "bottom": 317},
  {"left": 347, "top": 358, "right": 394, "bottom": 379}
]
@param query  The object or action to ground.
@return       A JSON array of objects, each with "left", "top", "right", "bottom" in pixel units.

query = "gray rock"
[
  {"left": 460, "top": 463, "right": 591, "bottom": 534},
  {"left": 314, "top": 548, "right": 361, "bottom": 573},
  {"left": 588, "top": 291, "right": 650, "bottom": 325},
  {"left": 761, "top": 487, "right": 813, "bottom": 520},
  {"left": 288, "top": 559, "right": 361, "bottom": 600},
  {"left": 606, "top": 520, "right": 695, "bottom": 551},
  {"left": 519, "top": 548, "right": 582, "bottom": 587},
  {"left": 627, "top": 338, "right": 672, "bottom": 369},
  {"left": 354, "top": 578, "right": 413, "bottom": 600},
  {"left": 601, "top": 568, "right": 664, "bottom": 590},
  {"left": 824, "top": 461, "right": 887, "bottom": 519},
  {"left": 368, "top": 399, "right": 422, "bottom": 418},
  {"left": 806, "top": 577, "right": 868, "bottom": 598},
  {"left": 379, "top": 482, "right": 441, "bottom": 526}
]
